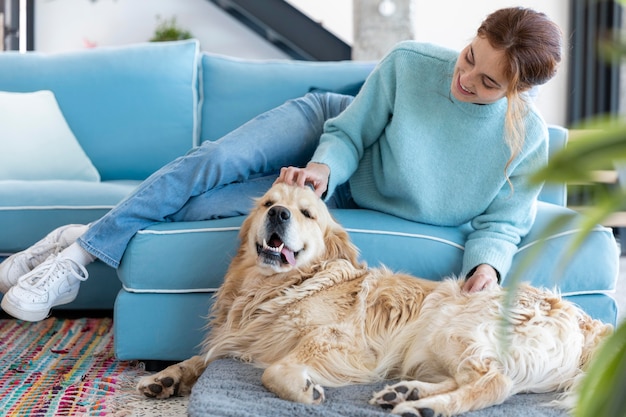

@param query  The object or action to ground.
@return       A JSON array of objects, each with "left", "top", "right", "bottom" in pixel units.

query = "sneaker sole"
[{"left": 1, "top": 291, "right": 78, "bottom": 322}]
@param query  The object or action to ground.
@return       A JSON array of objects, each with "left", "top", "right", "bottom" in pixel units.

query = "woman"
[{"left": 0, "top": 7, "right": 563, "bottom": 321}]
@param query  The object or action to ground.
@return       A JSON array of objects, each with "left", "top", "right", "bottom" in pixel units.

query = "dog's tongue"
[{"left": 281, "top": 246, "right": 296, "bottom": 266}]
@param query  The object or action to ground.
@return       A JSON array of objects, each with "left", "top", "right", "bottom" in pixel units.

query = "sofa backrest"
[
  {"left": 541, "top": 125, "right": 568, "bottom": 206},
  {"left": 0, "top": 40, "right": 200, "bottom": 181},
  {"left": 199, "top": 52, "right": 376, "bottom": 142}
]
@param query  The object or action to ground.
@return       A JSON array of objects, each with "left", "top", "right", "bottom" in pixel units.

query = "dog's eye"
[
  {"left": 301, "top": 209, "right": 314, "bottom": 219},
  {"left": 263, "top": 200, "right": 273, "bottom": 208}
]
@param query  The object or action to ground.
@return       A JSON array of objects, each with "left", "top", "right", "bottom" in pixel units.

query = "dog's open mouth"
[{"left": 256, "top": 233, "right": 298, "bottom": 266}]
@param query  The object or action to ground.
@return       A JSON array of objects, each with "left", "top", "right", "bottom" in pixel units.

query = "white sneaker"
[
  {"left": 0, "top": 224, "right": 87, "bottom": 293},
  {"left": 0, "top": 256, "right": 89, "bottom": 321}
]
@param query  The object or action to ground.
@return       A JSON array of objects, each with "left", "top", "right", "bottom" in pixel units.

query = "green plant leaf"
[
  {"left": 575, "top": 320, "right": 626, "bottom": 417},
  {"left": 532, "top": 122, "right": 626, "bottom": 185},
  {"left": 528, "top": 10, "right": 626, "bottom": 414}
]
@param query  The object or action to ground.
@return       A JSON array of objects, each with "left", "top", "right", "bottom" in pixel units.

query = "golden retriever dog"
[{"left": 137, "top": 183, "right": 612, "bottom": 416}]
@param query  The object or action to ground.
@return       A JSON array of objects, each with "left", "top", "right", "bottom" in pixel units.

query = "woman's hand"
[
  {"left": 463, "top": 264, "right": 499, "bottom": 292},
  {"left": 275, "top": 163, "right": 330, "bottom": 198}
]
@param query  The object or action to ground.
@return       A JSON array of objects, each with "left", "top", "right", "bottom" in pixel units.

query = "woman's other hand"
[{"left": 463, "top": 264, "right": 499, "bottom": 292}]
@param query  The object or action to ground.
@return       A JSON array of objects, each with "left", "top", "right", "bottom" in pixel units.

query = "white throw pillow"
[{"left": 0, "top": 90, "right": 100, "bottom": 181}]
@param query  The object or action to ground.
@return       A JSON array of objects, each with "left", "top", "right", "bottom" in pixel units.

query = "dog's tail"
[
  {"left": 579, "top": 315, "right": 614, "bottom": 371},
  {"left": 555, "top": 313, "right": 613, "bottom": 410}
]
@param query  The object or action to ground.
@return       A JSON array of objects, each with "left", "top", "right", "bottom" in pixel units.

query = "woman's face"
[{"left": 451, "top": 36, "right": 509, "bottom": 104}]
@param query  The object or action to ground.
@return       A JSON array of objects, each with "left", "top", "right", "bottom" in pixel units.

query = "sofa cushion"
[
  {"left": 0, "top": 40, "right": 200, "bottom": 181},
  {"left": 114, "top": 201, "right": 619, "bottom": 361},
  {"left": 0, "top": 90, "right": 100, "bottom": 182},
  {"left": 0, "top": 180, "right": 140, "bottom": 252},
  {"left": 116, "top": 203, "right": 618, "bottom": 324},
  {"left": 114, "top": 291, "right": 214, "bottom": 360},
  {"left": 200, "top": 53, "right": 375, "bottom": 142}
]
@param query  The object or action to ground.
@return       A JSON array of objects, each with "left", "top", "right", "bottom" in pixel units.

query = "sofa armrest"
[{"left": 538, "top": 125, "right": 568, "bottom": 206}]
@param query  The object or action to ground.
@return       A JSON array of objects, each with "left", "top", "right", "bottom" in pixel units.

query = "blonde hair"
[{"left": 477, "top": 7, "right": 563, "bottom": 182}]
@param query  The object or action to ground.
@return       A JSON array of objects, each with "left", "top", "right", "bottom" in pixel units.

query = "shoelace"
[{"left": 17, "top": 257, "right": 88, "bottom": 295}]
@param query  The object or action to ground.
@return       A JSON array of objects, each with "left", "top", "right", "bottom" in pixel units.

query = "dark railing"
[
  {"left": 208, "top": 0, "right": 351, "bottom": 61},
  {"left": 568, "top": 0, "right": 623, "bottom": 125},
  {"left": 2, "top": 0, "right": 34, "bottom": 51}
]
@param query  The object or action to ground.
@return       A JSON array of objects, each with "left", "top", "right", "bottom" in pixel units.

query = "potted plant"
[{"left": 150, "top": 15, "right": 193, "bottom": 42}]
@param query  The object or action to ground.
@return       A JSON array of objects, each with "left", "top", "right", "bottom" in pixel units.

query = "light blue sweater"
[{"left": 311, "top": 41, "right": 549, "bottom": 280}]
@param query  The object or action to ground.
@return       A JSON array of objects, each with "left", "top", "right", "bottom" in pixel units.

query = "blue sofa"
[{"left": 0, "top": 40, "right": 619, "bottom": 361}]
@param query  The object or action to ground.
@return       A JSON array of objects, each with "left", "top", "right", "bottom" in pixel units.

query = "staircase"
[{"left": 207, "top": 0, "right": 351, "bottom": 61}]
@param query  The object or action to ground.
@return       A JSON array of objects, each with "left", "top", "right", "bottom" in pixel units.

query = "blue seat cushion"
[{"left": 117, "top": 202, "right": 618, "bottom": 324}]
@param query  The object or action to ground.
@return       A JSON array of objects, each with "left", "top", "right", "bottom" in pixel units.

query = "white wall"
[
  {"left": 33, "top": 0, "right": 569, "bottom": 125},
  {"left": 34, "top": 0, "right": 290, "bottom": 59}
]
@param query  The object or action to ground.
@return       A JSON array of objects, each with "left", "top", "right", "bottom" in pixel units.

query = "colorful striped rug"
[{"left": 0, "top": 317, "right": 186, "bottom": 416}]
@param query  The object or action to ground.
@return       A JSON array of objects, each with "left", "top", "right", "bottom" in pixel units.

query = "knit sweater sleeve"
[
  {"left": 461, "top": 117, "right": 549, "bottom": 281},
  {"left": 310, "top": 51, "right": 397, "bottom": 197}
]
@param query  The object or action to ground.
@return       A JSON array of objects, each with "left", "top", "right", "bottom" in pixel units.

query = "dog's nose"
[{"left": 268, "top": 206, "right": 291, "bottom": 223}]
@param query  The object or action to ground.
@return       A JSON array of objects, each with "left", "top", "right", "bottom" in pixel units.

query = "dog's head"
[{"left": 240, "top": 183, "right": 359, "bottom": 274}]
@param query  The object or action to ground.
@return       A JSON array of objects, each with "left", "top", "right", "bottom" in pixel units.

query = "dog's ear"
[
  {"left": 236, "top": 210, "right": 260, "bottom": 261},
  {"left": 323, "top": 221, "right": 360, "bottom": 266},
  {"left": 238, "top": 212, "right": 253, "bottom": 246}
]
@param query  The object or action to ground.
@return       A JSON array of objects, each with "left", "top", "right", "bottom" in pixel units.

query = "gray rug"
[{"left": 188, "top": 359, "right": 569, "bottom": 417}]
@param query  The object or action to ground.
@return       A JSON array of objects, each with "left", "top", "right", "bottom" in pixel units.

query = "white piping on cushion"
[
  {"left": 122, "top": 284, "right": 219, "bottom": 294},
  {"left": 136, "top": 226, "right": 467, "bottom": 252},
  {"left": 128, "top": 224, "right": 611, "bottom": 256},
  {"left": 0, "top": 205, "right": 115, "bottom": 210},
  {"left": 561, "top": 289, "right": 616, "bottom": 297},
  {"left": 516, "top": 225, "right": 610, "bottom": 253},
  {"left": 136, "top": 226, "right": 241, "bottom": 235},
  {"left": 343, "top": 228, "right": 466, "bottom": 250},
  {"left": 120, "top": 285, "right": 615, "bottom": 298}
]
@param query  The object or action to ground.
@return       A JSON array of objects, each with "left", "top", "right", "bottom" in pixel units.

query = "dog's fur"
[{"left": 137, "top": 183, "right": 612, "bottom": 416}]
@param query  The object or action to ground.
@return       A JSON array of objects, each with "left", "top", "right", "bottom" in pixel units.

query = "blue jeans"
[{"left": 78, "top": 92, "right": 357, "bottom": 268}]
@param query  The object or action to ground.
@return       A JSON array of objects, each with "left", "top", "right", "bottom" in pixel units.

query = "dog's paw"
[
  {"left": 262, "top": 363, "right": 325, "bottom": 404},
  {"left": 305, "top": 377, "right": 325, "bottom": 404},
  {"left": 389, "top": 402, "right": 435, "bottom": 417},
  {"left": 137, "top": 371, "right": 181, "bottom": 399},
  {"left": 370, "top": 382, "right": 420, "bottom": 409}
]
